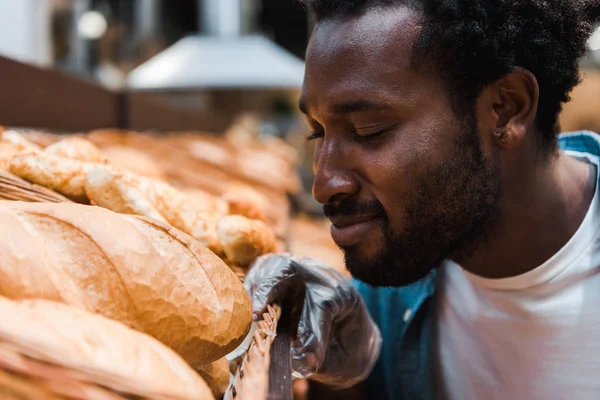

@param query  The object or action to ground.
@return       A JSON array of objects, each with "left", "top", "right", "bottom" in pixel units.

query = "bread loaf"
[
  {"left": 44, "top": 137, "right": 107, "bottom": 163},
  {"left": 195, "top": 358, "right": 231, "bottom": 399},
  {"left": 0, "top": 201, "right": 252, "bottom": 365},
  {"left": 217, "top": 215, "right": 277, "bottom": 267},
  {"left": 0, "top": 296, "right": 214, "bottom": 400},
  {"left": 85, "top": 165, "right": 167, "bottom": 223},
  {"left": 8, "top": 152, "right": 91, "bottom": 203},
  {"left": 85, "top": 165, "right": 224, "bottom": 252},
  {"left": 0, "top": 130, "right": 41, "bottom": 152},
  {"left": 0, "top": 143, "right": 22, "bottom": 171},
  {"left": 221, "top": 185, "right": 269, "bottom": 221}
]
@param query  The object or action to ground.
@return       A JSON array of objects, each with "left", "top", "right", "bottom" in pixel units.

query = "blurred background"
[{"left": 0, "top": 0, "right": 598, "bottom": 173}]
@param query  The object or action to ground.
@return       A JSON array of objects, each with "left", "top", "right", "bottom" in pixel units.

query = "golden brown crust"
[
  {"left": 0, "top": 131, "right": 41, "bottom": 152},
  {"left": 0, "top": 144, "right": 23, "bottom": 172},
  {"left": 44, "top": 137, "right": 107, "bottom": 163},
  {"left": 0, "top": 201, "right": 252, "bottom": 366},
  {"left": 84, "top": 164, "right": 167, "bottom": 222},
  {"left": 220, "top": 185, "right": 269, "bottom": 221},
  {"left": 217, "top": 215, "right": 277, "bottom": 267},
  {"left": 0, "top": 296, "right": 214, "bottom": 399},
  {"left": 8, "top": 152, "right": 91, "bottom": 203},
  {"left": 195, "top": 358, "right": 231, "bottom": 399}
]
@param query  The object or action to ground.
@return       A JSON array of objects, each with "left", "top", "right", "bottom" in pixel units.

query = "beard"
[{"left": 327, "top": 115, "right": 501, "bottom": 287}]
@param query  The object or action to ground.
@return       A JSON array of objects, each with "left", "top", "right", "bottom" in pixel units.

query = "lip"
[{"left": 329, "top": 214, "right": 382, "bottom": 248}]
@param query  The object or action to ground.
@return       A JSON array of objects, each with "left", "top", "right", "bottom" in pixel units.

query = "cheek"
[
  {"left": 358, "top": 136, "right": 428, "bottom": 219},
  {"left": 358, "top": 121, "right": 458, "bottom": 227}
]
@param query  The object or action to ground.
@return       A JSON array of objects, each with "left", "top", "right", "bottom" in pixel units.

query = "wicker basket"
[
  {"left": 0, "top": 172, "right": 72, "bottom": 204},
  {"left": 225, "top": 303, "right": 295, "bottom": 400}
]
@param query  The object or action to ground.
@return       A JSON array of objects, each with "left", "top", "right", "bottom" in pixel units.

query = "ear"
[{"left": 491, "top": 68, "right": 539, "bottom": 150}]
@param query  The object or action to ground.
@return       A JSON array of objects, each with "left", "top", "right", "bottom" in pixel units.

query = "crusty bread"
[
  {"left": 195, "top": 358, "right": 231, "bottom": 399},
  {"left": 221, "top": 185, "right": 269, "bottom": 221},
  {"left": 0, "top": 130, "right": 41, "bottom": 152},
  {"left": 8, "top": 152, "right": 91, "bottom": 203},
  {"left": 84, "top": 165, "right": 224, "bottom": 252},
  {"left": 0, "top": 143, "right": 23, "bottom": 171},
  {"left": 0, "top": 201, "right": 252, "bottom": 365},
  {"left": 141, "top": 179, "right": 226, "bottom": 254},
  {"left": 184, "top": 188, "right": 230, "bottom": 216},
  {"left": 85, "top": 164, "right": 167, "bottom": 222},
  {"left": 44, "top": 137, "right": 107, "bottom": 163},
  {"left": 0, "top": 296, "right": 214, "bottom": 400},
  {"left": 217, "top": 215, "right": 277, "bottom": 267}
]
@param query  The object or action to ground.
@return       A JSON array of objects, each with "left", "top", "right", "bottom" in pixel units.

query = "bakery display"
[
  {"left": 44, "top": 136, "right": 107, "bottom": 163},
  {"left": 0, "top": 296, "right": 214, "bottom": 399},
  {"left": 0, "top": 123, "right": 337, "bottom": 399},
  {"left": 2, "top": 130, "right": 284, "bottom": 275}
]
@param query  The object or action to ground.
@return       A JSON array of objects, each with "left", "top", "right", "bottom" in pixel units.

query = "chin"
[{"left": 343, "top": 247, "right": 438, "bottom": 288}]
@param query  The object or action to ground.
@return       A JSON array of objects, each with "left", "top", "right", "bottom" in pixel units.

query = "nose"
[{"left": 312, "top": 138, "right": 359, "bottom": 205}]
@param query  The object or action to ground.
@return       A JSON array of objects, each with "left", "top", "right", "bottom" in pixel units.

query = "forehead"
[{"left": 302, "top": 6, "right": 425, "bottom": 113}]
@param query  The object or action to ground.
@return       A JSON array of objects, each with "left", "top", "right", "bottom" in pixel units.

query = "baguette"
[
  {"left": 85, "top": 164, "right": 167, "bottom": 223},
  {"left": 0, "top": 143, "right": 22, "bottom": 171},
  {"left": 0, "top": 130, "right": 41, "bottom": 152},
  {"left": 221, "top": 185, "right": 269, "bottom": 221},
  {"left": 0, "top": 201, "right": 252, "bottom": 365},
  {"left": 217, "top": 215, "right": 277, "bottom": 267},
  {"left": 8, "top": 152, "right": 91, "bottom": 203},
  {"left": 0, "top": 296, "right": 214, "bottom": 400},
  {"left": 44, "top": 137, "right": 107, "bottom": 163},
  {"left": 85, "top": 165, "right": 224, "bottom": 253}
]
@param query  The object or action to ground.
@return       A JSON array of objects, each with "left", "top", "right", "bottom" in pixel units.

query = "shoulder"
[{"left": 558, "top": 130, "right": 600, "bottom": 155}]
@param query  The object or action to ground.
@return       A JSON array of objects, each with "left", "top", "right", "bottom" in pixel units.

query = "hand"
[{"left": 244, "top": 254, "right": 381, "bottom": 388}]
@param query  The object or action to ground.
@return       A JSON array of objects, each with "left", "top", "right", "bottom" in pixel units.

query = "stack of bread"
[
  {"left": 18, "top": 125, "right": 298, "bottom": 244},
  {"left": 0, "top": 128, "right": 297, "bottom": 398},
  {"left": 0, "top": 129, "right": 278, "bottom": 278}
]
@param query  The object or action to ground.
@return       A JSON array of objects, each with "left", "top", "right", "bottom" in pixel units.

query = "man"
[{"left": 245, "top": 1, "right": 600, "bottom": 399}]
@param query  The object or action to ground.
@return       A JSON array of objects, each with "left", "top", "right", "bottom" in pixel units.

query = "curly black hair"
[{"left": 299, "top": 0, "right": 599, "bottom": 151}]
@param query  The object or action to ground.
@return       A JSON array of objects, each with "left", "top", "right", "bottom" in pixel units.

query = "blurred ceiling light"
[
  {"left": 77, "top": 11, "right": 108, "bottom": 40},
  {"left": 589, "top": 27, "right": 600, "bottom": 51}
]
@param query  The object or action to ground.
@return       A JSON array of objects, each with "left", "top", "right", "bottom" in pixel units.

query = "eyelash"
[
  {"left": 306, "top": 126, "right": 394, "bottom": 142},
  {"left": 354, "top": 128, "right": 390, "bottom": 142},
  {"left": 307, "top": 131, "right": 324, "bottom": 141}
]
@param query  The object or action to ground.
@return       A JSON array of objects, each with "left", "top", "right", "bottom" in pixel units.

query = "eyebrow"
[
  {"left": 332, "top": 100, "right": 390, "bottom": 115},
  {"left": 298, "top": 99, "right": 391, "bottom": 116}
]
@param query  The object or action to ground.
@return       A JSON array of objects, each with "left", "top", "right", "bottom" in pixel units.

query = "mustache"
[{"left": 323, "top": 198, "right": 385, "bottom": 219}]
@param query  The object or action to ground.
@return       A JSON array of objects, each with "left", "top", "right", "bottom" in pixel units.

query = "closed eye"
[
  {"left": 307, "top": 130, "right": 324, "bottom": 141},
  {"left": 353, "top": 125, "right": 396, "bottom": 142}
]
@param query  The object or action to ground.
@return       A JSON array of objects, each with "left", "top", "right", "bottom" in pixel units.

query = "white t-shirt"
[{"left": 436, "top": 153, "right": 600, "bottom": 400}]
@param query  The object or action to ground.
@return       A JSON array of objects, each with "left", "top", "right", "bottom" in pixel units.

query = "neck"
[{"left": 455, "top": 147, "right": 596, "bottom": 279}]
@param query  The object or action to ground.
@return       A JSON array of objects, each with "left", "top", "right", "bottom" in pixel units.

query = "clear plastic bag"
[{"left": 245, "top": 253, "right": 381, "bottom": 388}]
